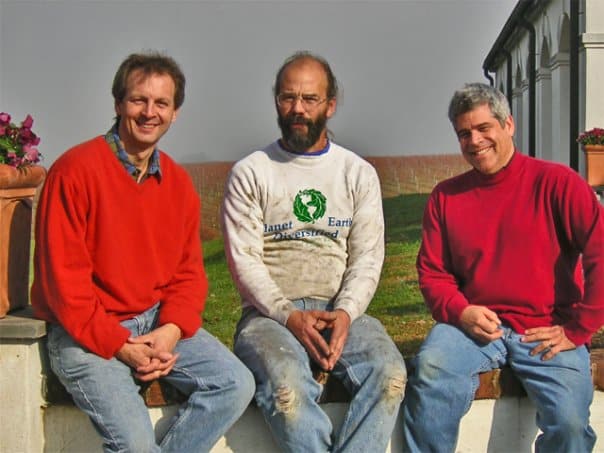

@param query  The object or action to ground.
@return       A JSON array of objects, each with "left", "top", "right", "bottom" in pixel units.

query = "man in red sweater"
[
  {"left": 402, "top": 83, "right": 604, "bottom": 452},
  {"left": 31, "top": 52, "right": 254, "bottom": 452}
]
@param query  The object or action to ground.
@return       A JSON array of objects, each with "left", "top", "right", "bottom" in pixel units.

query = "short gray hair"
[{"left": 448, "top": 83, "right": 510, "bottom": 127}]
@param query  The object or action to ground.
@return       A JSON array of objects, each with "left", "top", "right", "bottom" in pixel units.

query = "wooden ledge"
[
  {"left": 140, "top": 380, "right": 186, "bottom": 407},
  {"left": 474, "top": 367, "right": 525, "bottom": 399},
  {"left": 43, "top": 370, "right": 188, "bottom": 407},
  {"left": 44, "top": 349, "right": 604, "bottom": 407},
  {"left": 590, "top": 349, "right": 604, "bottom": 390},
  {"left": 313, "top": 348, "right": 604, "bottom": 404}
]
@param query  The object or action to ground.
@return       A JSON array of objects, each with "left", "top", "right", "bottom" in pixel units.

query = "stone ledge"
[
  {"left": 0, "top": 306, "right": 46, "bottom": 339},
  {"left": 40, "top": 392, "right": 604, "bottom": 452}
]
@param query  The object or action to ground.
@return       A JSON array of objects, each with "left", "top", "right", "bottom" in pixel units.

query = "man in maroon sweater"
[
  {"left": 31, "top": 51, "right": 253, "bottom": 452},
  {"left": 403, "top": 83, "right": 604, "bottom": 452}
]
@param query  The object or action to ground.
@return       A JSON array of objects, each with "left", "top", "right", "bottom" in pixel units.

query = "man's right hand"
[
  {"left": 459, "top": 305, "right": 503, "bottom": 344},
  {"left": 286, "top": 310, "right": 337, "bottom": 370}
]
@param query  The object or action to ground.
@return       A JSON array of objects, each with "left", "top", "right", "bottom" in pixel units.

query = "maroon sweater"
[
  {"left": 417, "top": 151, "right": 604, "bottom": 346},
  {"left": 31, "top": 136, "right": 207, "bottom": 358}
]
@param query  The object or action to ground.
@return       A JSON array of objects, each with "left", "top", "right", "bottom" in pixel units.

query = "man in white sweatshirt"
[{"left": 221, "top": 51, "right": 406, "bottom": 453}]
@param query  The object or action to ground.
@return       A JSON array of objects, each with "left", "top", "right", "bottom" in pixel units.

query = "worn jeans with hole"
[
  {"left": 47, "top": 304, "right": 255, "bottom": 453},
  {"left": 402, "top": 323, "right": 596, "bottom": 453},
  {"left": 234, "top": 298, "right": 407, "bottom": 453}
]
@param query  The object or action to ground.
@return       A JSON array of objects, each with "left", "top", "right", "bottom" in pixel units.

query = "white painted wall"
[{"left": 490, "top": 0, "right": 604, "bottom": 169}]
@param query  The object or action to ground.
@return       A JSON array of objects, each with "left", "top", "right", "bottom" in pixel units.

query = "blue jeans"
[
  {"left": 234, "top": 298, "right": 407, "bottom": 453},
  {"left": 402, "top": 323, "right": 596, "bottom": 453},
  {"left": 47, "top": 304, "right": 255, "bottom": 453}
]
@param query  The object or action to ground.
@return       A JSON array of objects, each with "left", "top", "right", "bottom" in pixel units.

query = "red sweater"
[
  {"left": 417, "top": 151, "right": 604, "bottom": 346},
  {"left": 31, "top": 136, "right": 207, "bottom": 358}
]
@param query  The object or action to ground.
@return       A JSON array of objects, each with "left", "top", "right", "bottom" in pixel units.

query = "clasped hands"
[
  {"left": 459, "top": 305, "right": 576, "bottom": 360},
  {"left": 286, "top": 309, "right": 351, "bottom": 371},
  {"left": 115, "top": 323, "right": 182, "bottom": 381}
]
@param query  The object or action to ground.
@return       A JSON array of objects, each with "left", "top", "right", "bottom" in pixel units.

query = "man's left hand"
[
  {"left": 326, "top": 310, "right": 351, "bottom": 370},
  {"left": 521, "top": 325, "right": 576, "bottom": 361}
]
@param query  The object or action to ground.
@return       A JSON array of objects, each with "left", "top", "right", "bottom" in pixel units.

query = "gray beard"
[{"left": 278, "top": 113, "right": 327, "bottom": 152}]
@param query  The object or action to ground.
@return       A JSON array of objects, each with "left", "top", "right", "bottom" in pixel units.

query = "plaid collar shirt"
[{"left": 104, "top": 125, "right": 161, "bottom": 183}]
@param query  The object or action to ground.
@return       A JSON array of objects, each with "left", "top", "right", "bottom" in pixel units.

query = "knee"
[
  {"left": 258, "top": 374, "right": 310, "bottom": 420},
  {"left": 369, "top": 354, "right": 406, "bottom": 391},
  {"left": 358, "top": 341, "right": 407, "bottom": 394},
  {"left": 409, "top": 349, "right": 472, "bottom": 402},
  {"left": 377, "top": 364, "right": 407, "bottom": 410},
  {"left": 356, "top": 356, "right": 407, "bottom": 412},
  {"left": 273, "top": 384, "right": 299, "bottom": 418},
  {"left": 412, "top": 348, "right": 450, "bottom": 383},
  {"left": 238, "top": 366, "right": 256, "bottom": 403},
  {"left": 225, "top": 361, "right": 256, "bottom": 408},
  {"left": 379, "top": 371, "right": 407, "bottom": 419},
  {"left": 384, "top": 370, "right": 407, "bottom": 399},
  {"left": 247, "top": 376, "right": 304, "bottom": 422}
]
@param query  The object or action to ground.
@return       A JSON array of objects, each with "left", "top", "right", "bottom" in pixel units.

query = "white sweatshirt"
[{"left": 221, "top": 141, "right": 385, "bottom": 325}]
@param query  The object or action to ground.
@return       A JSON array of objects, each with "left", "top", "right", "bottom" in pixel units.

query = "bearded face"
[
  {"left": 274, "top": 58, "right": 336, "bottom": 153},
  {"left": 277, "top": 109, "right": 328, "bottom": 153}
]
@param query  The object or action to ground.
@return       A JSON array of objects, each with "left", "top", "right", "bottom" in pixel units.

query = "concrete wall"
[{"left": 37, "top": 393, "right": 604, "bottom": 452}]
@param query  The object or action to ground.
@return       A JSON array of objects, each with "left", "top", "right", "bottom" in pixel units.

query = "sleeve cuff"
[
  {"left": 333, "top": 301, "right": 361, "bottom": 323},
  {"left": 564, "top": 326, "right": 591, "bottom": 348},
  {"left": 159, "top": 308, "right": 201, "bottom": 339},
  {"left": 446, "top": 299, "right": 470, "bottom": 327}
]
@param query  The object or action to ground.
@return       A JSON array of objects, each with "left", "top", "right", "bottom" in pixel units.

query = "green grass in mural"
[
  {"left": 202, "top": 193, "right": 434, "bottom": 355},
  {"left": 201, "top": 239, "right": 242, "bottom": 348}
]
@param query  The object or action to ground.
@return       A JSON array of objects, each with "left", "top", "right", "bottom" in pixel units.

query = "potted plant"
[
  {"left": 0, "top": 112, "right": 46, "bottom": 317},
  {"left": 577, "top": 127, "right": 604, "bottom": 187}
]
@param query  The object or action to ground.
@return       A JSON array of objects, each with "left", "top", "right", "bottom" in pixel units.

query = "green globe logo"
[{"left": 293, "top": 189, "right": 327, "bottom": 223}]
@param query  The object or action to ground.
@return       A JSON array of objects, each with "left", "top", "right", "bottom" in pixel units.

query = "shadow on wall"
[
  {"left": 182, "top": 162, "right": 234, "bottom": 241},
  {"left": 183, "top": 155, "right": 469, "bottom": 242},
  {"left": 365, "top": 155, "right": 469, "bottom": 198}
]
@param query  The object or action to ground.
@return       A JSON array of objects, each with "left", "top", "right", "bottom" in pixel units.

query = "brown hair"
[{"left": 112, "top": 51, "right": 186, "bottom": 109}]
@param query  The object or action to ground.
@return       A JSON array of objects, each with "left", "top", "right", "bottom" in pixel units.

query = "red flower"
[
  {"left": 577, "top": 127, "right": 604, "bottom": 146},
  {"left": 22, "top": 114, "right": 33, "bottom": 129},
  {"left": 0, "top": 112, "right": 43, "bottom": 167}
]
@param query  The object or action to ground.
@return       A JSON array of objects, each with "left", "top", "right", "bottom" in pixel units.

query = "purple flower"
[
  {"left": 23, "top": 146, "right": 40, "bottom": 162},
  {"left": 18, "top": 127, "right": 39, "bottom": 146},
  {"left": 577, "top": 127, "right": 604, "bottom": 145},
  {"left": 0, "top": 112, "right": 42, "bottom": 167},
  {"left": 22, "top": 114, "right": 34, "bottom": 129}
]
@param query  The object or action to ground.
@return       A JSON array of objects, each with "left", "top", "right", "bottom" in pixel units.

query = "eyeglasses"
[{"left": 276, "top": 92, "right": 328, "bottom": 111}]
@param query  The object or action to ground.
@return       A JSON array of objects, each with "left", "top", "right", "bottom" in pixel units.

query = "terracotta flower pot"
[
  {"left": 583, "top": 144, "right": 604, "bottom": 187},
  {"left": 0, "top": 164, "right": 46, "bottom": 318}
]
